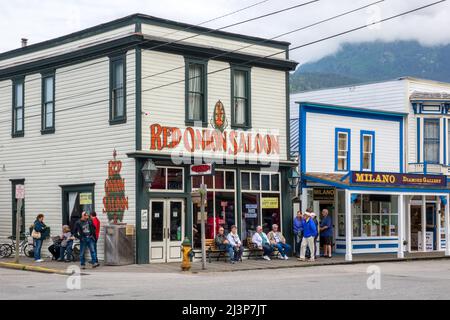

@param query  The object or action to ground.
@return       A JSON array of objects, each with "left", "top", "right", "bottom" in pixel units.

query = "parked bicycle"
[{"left": 0, "top": 233, "right": 34, "bottom": 258}]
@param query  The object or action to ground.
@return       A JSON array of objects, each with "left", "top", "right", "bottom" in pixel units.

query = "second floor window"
[
  {"left": 424, "top": 119, "right": 440, "bottom": 164},
  {"left": 110, "top": 55, "right": 126, "bottom": 124},
  {"left": 12, "top": 79, "right": 24, "bottom": 137},
  {"left": 186, "top": 61, "right": 207, "bottom": 124},
  {"left": 42, "top": 74, "right": 55, "bottom": 133},
  {"left": 336, "top": 129, "right": 350, "bottom": 171},
  {"left": 361, "top": 132, "right": 375, "bottom": 171},
  {"left": 232, "top": 68, "right": 250, "bottom": 127}
]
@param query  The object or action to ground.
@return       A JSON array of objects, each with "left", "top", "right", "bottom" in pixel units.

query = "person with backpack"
[
  {"left": 298, "top": 210, "right": 318, "bottom": 262},
  {"left": 32, "top": 214, "right": 48, "bottom": 262},
  {"left": 74, "top": 212, "right": 99, "bottom": 269}
]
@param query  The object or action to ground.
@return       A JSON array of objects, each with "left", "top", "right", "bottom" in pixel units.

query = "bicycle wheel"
[
  {"left": 23, "top": 243, "right": 34, "bottom": 258},
  {"left": 0, "top": 244, "right": 13, "bottom": 258}
]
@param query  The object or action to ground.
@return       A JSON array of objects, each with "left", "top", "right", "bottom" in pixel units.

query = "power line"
[
  {"left": 0, "top": 0, "right": 272, "bottom": 90},
  {"left": 11, "top": 0, "right": 377, "bottom": 111},
  {"left": 0, "top": 0, "right": 445, "bottom": 126}
]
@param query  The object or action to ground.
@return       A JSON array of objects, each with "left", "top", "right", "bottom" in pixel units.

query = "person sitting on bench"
[
  {"left": 268, "top": 224, "right": 291, "bottom": 260},
  {"left": 226, "top": 225, "right": 243, "bottom": 263},
  {"left": 252, "top": 225, "right": 273, "bottom": 261},
  {"left": 214, "top": 227, "right": 234, "bottom": 263}
]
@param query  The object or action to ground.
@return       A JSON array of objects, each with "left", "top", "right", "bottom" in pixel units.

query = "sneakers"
[
  {"left": 81, "top": 265, "right": 86, "bottom": 270},
  {"left": 34, "top": 259, "right": 44, "bottom": 263},
  {"left": 284, "top": 256, "right": 289, "bottom": 260},
  {"left": 278, "top": 255, "right": 284, "bottom": 260},
  {"left": 263, "top": 255, "right": 271, "bottom": 261},
  {"left": 92, "top": 263, "right": 100, "bottom": 268},
  {"left": 298, "top": 257, "right": 306, "bottom": 262},
  {"left": 308, "top": 258, "right": 315, "bottom": 262}
]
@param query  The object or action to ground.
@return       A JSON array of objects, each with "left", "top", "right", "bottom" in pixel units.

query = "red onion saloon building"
[{"left": 0, "top": 14, "right": 298, "bottom": 264}]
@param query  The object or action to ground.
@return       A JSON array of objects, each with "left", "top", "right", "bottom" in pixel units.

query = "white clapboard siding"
[
  {"left": 305, "top": 113, "right": 400, "bottom": 173},
  {"left": 141, "top": 24, "right": 286, "bottom": 60},
  {"left": 0, "top": 25, "right": 136, "bottom": 70},
  {"left": 291, "top": 79, "right": 408, "bottom": 118},
  {"left": 407, "top": 78, "right": 450, "bottom": 94},
  {"left": 141, "top": 50, "right": 288, "bottom": 160},
  {"left": 0, "top": 51, "right": 137, "bottom": 260}
]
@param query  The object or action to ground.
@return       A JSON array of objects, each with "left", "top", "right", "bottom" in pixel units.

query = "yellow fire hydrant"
[{"left": 181, "top": 237, "right": 193, "bottom": 271}]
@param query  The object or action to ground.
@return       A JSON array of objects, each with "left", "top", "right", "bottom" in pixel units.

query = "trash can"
[{"left": 104, "top": 224, "right": 135, "bottom": 265}]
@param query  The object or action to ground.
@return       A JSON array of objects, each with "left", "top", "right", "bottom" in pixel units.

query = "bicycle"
[{"left": 0, "top": 233, "right": 34, "bottom": 258}]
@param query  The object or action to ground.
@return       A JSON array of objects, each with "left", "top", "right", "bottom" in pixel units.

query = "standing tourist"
[
  {"left": 32, "top": 214, "right": 47, "bottom": 263},
  {"left": 226, "top": 225, "right": 243, "bottom": 263},
  {"left": 90, "top": 211, "right": 101, "bottom": 256},
  {"left": 299, "top": 210, "right": 318, "bottom": 262},
  {"left": 320, "top": 209, "right": 333, "bottom": 258},
  {"left": 74, "top": 212, "right": 99, "bottom": 269},
  {"left": 293, "top": 211, "right": 303, "bottom": 257}
]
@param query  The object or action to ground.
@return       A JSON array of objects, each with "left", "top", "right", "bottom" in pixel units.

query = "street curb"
[
  {"left": 0, "top": 262, "right": 71, "bottom": 275},
  {"left": 191, "top": 255, "right": 450, "bottom": 274}
]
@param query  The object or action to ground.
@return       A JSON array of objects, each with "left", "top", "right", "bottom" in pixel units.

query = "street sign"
[
  {"left": 190, "top": 163, "right": 215, "bottom": 176},
  {"left": 15, "top": 185, "right": 25, "bottom": 199}
]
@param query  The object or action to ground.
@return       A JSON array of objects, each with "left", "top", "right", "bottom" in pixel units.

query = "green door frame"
[{"left": 60, "top": 183, "right": 96, "bottom": 226}]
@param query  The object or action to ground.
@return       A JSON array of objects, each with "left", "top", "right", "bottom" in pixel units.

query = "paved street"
[{"left": 1, "top": 259, "right": 450, "bottom": 300}]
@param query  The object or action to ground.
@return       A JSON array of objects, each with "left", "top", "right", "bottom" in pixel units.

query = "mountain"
[{"left": 290, "top": 41, "right": 450, "bottom": 93}]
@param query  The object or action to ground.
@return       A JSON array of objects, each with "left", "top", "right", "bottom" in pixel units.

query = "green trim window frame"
[
  {"left": 12, "top": 77, "right": 25, "bottom": 137},
  {"left": 109, "top": 54, "right": 127, "bottom": 125},
  {"left": 11, "top": 179, "right": 25, "bottom": 238},
  {"left": 41, "top": 71, "right": 55, "bottom": 134},
  {"left": 185, "top": 57, "right": 208, "bottom": 126},
  {"left": 231, "top": 66, "right": 251, "bottom": 129}
]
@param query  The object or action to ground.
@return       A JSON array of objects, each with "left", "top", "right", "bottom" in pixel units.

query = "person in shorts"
[{"left": 319, "top": 209, "right": 333, "bottom": 258}]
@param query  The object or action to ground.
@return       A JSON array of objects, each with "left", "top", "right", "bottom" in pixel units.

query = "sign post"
[
  {"left": 199, "top": 184, "right": 207, "bottom": 270},
  {"left": 15, "top": 185, "right": 25, "bottom": 264}
]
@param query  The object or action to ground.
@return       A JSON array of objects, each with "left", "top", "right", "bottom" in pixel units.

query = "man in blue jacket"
[
  {"left": 298, "top": 210, "right": 318, "bottom": 262},
  {"left": 293, "top": 211, "right": 303, "bottom": 258}
]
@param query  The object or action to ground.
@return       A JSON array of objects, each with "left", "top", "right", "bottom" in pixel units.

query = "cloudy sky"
[{"left": 0, "top": 0, "right": 449, "bottom": 65}]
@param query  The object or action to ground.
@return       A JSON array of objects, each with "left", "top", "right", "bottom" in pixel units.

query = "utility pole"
[
  {"left": 200, "top": 183, "right": 207, "bottom": 270},
  {"left": 15, "top": 185, "right": 25, "bottom": 264}
]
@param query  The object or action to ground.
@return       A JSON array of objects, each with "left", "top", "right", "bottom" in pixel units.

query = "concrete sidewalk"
[{"left": 1, "top": 251, "right": 449, "bottom": 275}]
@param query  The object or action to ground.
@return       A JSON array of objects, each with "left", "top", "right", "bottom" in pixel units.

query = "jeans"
[
  {"left": 232, "top": 245, "right": 243, "bottom": 261},
  {"left": 262, "top": 244, "right": 273, "bottom": 256},
  {"left": 59, "top": 240, "right": 73, "bottom": 260},
  {"left": 33, "top": 239, "right": 43, "bottom": 260},
  {"left": 218, "top": 244, "right": 234, "bottom": 261},
  {"left": 80, "top": 237, "right": 98, "bottom": 266},
  {"left": 273, "top": 243, "right": 291, "bottom": 257},
  {"left": 300, "top": 236, "right": 315, "bottom": 260},
  {"left": 295, "top": 232, "right": 303, "bottom": 256}
]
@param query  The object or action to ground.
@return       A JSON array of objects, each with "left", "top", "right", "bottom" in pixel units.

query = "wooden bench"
[
  {"left": 246, "top": 237, "right": 279, "bottom": 260},
  {"left": 206, "top": 239, "right": 228, "bottom": 263}
]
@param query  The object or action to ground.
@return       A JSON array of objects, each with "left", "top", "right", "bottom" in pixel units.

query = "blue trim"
[
  {"left": 378, "top": 243, "right": 399, "bottom": 248},
  {"left": 303, "top": 174, "right": 450, "bottom": 193},
  {"left": 444, "top": 119, "right": 447, "bottom": 165},
  {"left": 360, "top": 130, "right": 375, "bottom": 172},
  {"left": 423, "top": 118, "right": 440, "bottom": 164},
  {"left": 417, "top": 118, "right": 421, "bottom": 163},
  {"left": 336, "top": 238, "right": 397, "bottom": 242},
  {"left": 353, "top": 244, "right": 376, "bottom": 249},
  {"left": 299, "top": 103, "right": 404, "bottom": 174},
  {"left": 336, "top": 244, "right": 346, "bottom": 249},
  {"left": 335, "top": 128, "right": 351, "bottom": 172}
]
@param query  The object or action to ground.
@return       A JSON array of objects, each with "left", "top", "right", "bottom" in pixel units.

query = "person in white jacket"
[
  {"left": 226, "top": 225, "right": 243, "bottom": 263},
  {"left": 252, "top": 226, "right": 273, "bottom": 260}
]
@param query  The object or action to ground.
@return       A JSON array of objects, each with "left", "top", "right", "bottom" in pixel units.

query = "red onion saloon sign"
[{"left": 149, "top": 124, "right": 280, "bottom": 161}]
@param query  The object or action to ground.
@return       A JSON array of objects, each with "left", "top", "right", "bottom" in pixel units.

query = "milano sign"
[{"left": 351, "top": 171, "right": 447, "bottom": 187}]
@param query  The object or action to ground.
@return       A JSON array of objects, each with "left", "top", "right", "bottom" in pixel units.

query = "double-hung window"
[
  {"left": 42, "top": 73, "right": 55, "bottom": 133},
  {"left": 424, "top": 119, "right": 440, "bottom": 164},
  {"left": 231, "top": 67, "right": 251, "bottom": 128},
  {"left": 335, "top": 128, "right": 351, "bottom": 171},
  {"left": 110, "top": 55, "right": 126, "bottom": 124},
  {"left": 185, "top": 59, "right": 207, "bottom": 125},
  {"left": 12, "top": 78, "right": 25, "bottom": 137},
  {"left": 361, "top": 131, "right": 375, "bottom": 171}
]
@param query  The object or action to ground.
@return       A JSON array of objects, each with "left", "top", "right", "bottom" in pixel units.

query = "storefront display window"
[
  {"left": 352, "top": 194, "right": 398, "bottom": 238},
  {"left": 192, "top": 170, "right": 236, "bottom": 248},
  {"left": 150, "top": 167, "right": 184, "bottom": 191},
  {"left": 241, "top": 171, "right": 281, "bottom": 239},
  {"left": 337, "top": 190, "right": 345, "bottom": 237}
]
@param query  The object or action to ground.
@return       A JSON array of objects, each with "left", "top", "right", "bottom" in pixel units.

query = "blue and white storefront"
[{"left": 295, "top": 102, "right": 450, "bottom": 261}]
